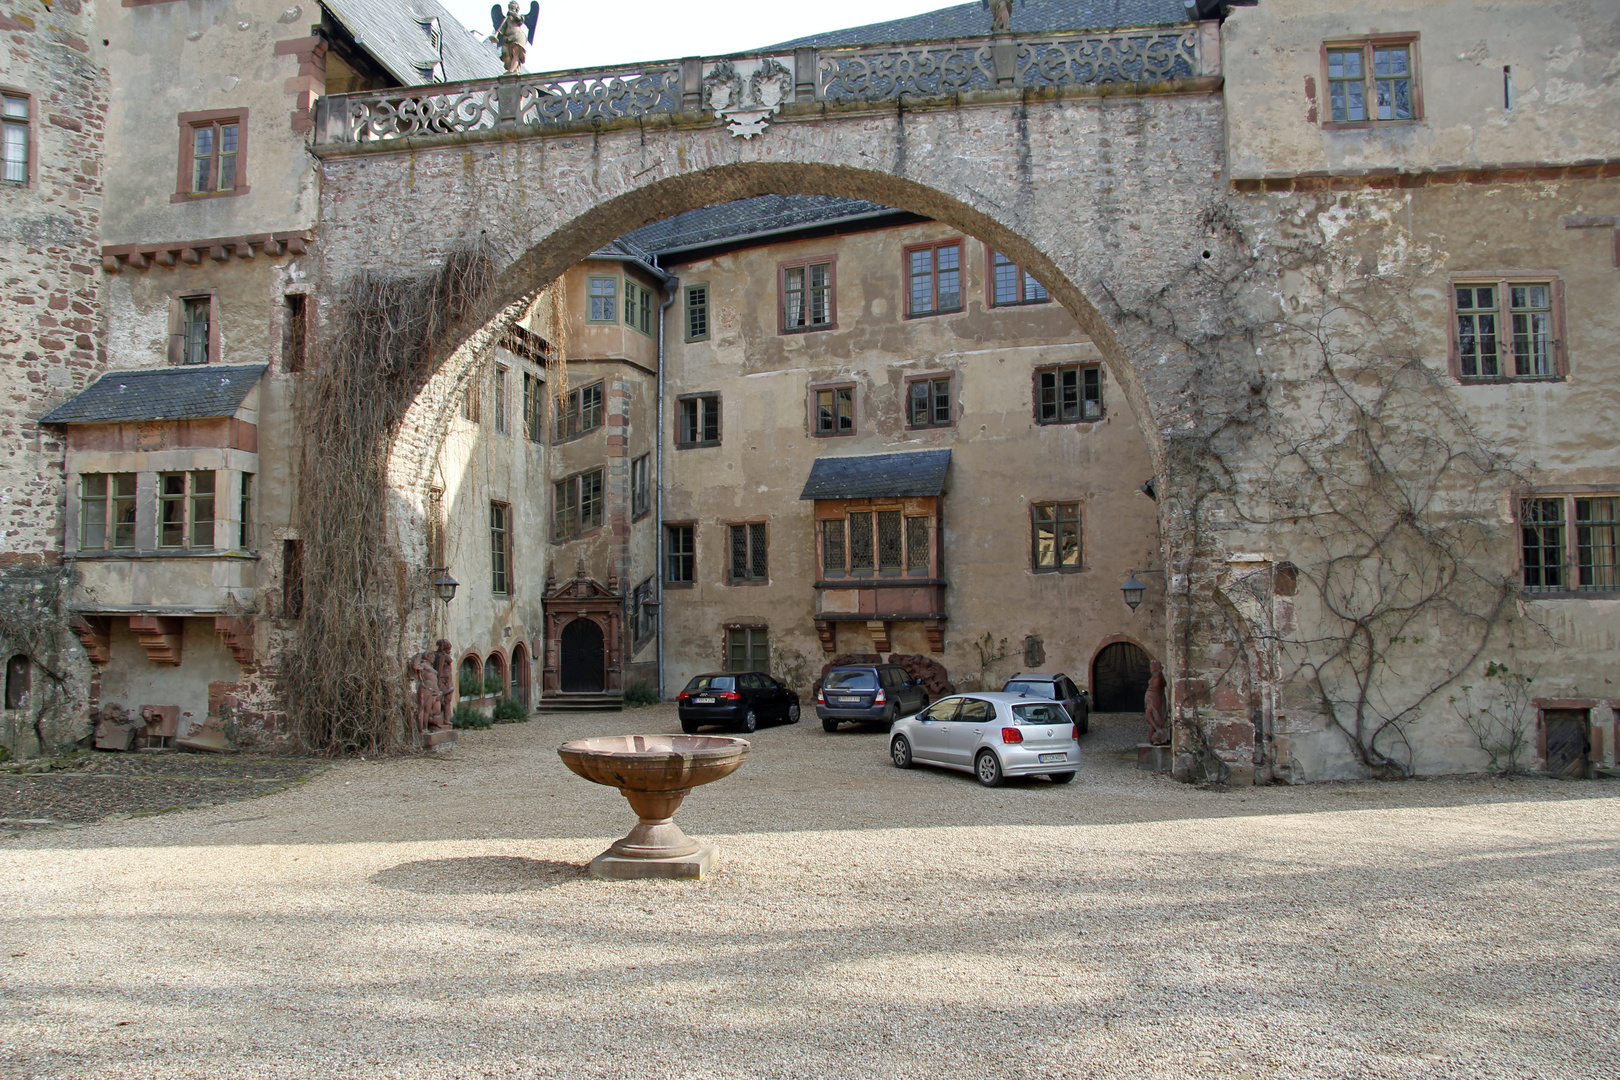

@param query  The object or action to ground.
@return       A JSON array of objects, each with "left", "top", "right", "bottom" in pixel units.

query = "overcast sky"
[{"left": 437, "top": 0, "right": 957, "bottom": 73}]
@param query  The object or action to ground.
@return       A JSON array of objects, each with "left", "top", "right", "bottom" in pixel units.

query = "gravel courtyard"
[{"left": 2, "top": 707, "right": 1617, "bottom": 1080}]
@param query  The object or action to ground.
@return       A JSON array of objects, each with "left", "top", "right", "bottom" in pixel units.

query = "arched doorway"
[
  {"left": 510, "top": 642, "right": 529, "bottom": 708},
  {"left": 1093, "top": 641, "right": 1152, "bottom": 713},
  {"left": 559, "top": 619, "right": 605, "bottom": 693}
]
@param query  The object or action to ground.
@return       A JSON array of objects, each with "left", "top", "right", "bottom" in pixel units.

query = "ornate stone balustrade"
[{"left": 315, "top": 26, "right": 1210, "bottom": 145}]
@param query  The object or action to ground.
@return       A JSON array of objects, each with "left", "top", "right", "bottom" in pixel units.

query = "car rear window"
[
  {"left": 685, "top": 676, "right": 735, "bottom": 692},
  {"left": 1013, "top": 702, "right": 1069, "bottom": 725},
  {"left": 824, "top": 670, "right": 877, "bottom": 690},
  {"left": 1004, "top": 681, "right": 1056, "bottom": 699}
]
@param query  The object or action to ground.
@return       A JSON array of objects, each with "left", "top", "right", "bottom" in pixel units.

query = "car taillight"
[
  {"left": 718, "top": 691, "right": 740, "bottom": 701},
  {"left": 1001, "top": 727, "right": 1023, "bottom": 744},
  {"left": 874, "top": 690, "right": 886, "bottom": 704},
  {"left": 1072, "top": 724, "right": 1079, "bottom": 740},
  {"left": 679, "top": 692, "right": 690, "bottom": 701}
]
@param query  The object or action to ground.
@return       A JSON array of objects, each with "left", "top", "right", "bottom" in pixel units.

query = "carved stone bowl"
[{"left": 558, "top": 735, "right": 749, "bottom": 875}]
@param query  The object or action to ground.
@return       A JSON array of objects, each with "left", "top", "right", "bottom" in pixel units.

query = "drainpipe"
[{"left": 656, "top": 272, "right": 678, "bottom": 700}]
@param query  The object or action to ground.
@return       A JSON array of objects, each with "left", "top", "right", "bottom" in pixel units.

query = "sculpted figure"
[
  {"left": 985, "top": 0, "right": 1014, "bottom": 34},
  {"left": 433, "top": 639, "right": 456, "bottom": 729},
  {"left": 1144, "top": 659, "right": 1169, "bottom": 746},
  {"left": 412, "top": 651, "right": 442, "bottom": 733},
  {"left": 490, "top": 0, "right": 539, "bottom": 75}
]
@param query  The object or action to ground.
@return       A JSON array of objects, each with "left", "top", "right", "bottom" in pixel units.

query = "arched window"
[
  {"left": 5, "top": 655, "right": 30, "bottom": 710},
  {"left": 459, "top": 655, "right": 481, "bottom": 699},
  {"left": 484, "top": 652, "right": 506, "bottom": 697}
]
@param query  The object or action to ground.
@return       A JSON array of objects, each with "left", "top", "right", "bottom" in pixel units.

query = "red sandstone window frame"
[
  {"left": 1, "top": 86, "right": 37, "bottom": 189},
  {"left": 1318, "top": 35, "right": 1423, "bottom": 130},
  {"left": 167, "top": 289, "right": 221, "bottom": 366},
  {"left": 1447, "top": 272, "right": 1567, "bottom": 383},
  {"left": 986, "top": 249, "right": 1050, "bottom": 307},
  {"left": 777, "top": 256, "right": 837, "bottom": 335},
  {"left": 809, "top": 381, "right": 856, "bottom": 438},
  {"left": 173, "top": 108, "right": 249, "bottom": 202},
  {"left": 904, "top": 237, "right": 966, "bottom": 318}
]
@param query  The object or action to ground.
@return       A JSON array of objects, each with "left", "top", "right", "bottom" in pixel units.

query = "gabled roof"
[
  {"left": 40, "top": 365, "right": 267, "bottom": 425},
  {"left": 321, "top": 0, "right": 504, "bottom": 86},
  {"left": 766, "top": 0, "right": 1195, "bottom": 50},
  {"left": 621, "top": 195, "right": 906, "bottom": 260},
  {"left": 800, "top": 450, "right": 952, "bottom": 500}
]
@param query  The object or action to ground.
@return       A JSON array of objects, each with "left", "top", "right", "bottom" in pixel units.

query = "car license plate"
[
  {"left": 694, "top": 697, "right": 715, "bottom": 705},
  {"left": 1038, "top": 752, "right": 1067, "bottom": 763},
  {"left": 837, "top": 696, "right": 861, "bottom": 704}
]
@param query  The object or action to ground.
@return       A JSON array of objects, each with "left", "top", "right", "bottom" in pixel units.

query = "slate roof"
[
  {"left": 800, "top": 449, "right": 952, "bottom": 500},
  {"left": 766, "top": 0, "right": 1195, "bottom": 50},
  {"left": 40, "top": 365, "right": 268, "bottom": 426},
  {"left": 322, "top": 0, "right": 504, "bottom": 86},
  {"left": 620, "top": 195, "right": 903, "bottom": 259}
]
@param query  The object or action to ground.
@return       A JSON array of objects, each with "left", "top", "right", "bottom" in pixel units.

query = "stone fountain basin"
[{"left": 557, "top": 734, "right": 749, "bottom": 793}]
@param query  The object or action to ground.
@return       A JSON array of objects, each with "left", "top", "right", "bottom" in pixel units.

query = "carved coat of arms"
[{"left": 703, "top": 57, "right": 794, "bottom": 138}]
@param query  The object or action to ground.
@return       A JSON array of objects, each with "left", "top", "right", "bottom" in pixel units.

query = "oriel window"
[
  {"left": 587, "top": 276, "right": 617, "bottom": 322},
  {"left": 239, "top": 473, "right": 253, "bottom": 549}
]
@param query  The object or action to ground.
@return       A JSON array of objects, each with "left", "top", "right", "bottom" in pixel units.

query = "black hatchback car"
[
  {"left": 816, "top": 663, "right": 930, "bottom": 731},
  {"left": 678, "top": 672, "right": 800, "bottom": 734},
  {"left": 1001, "top": 672, "right": 1090, "bottom": 734}
]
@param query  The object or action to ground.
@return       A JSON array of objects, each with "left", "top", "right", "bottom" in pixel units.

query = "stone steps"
[{"left": 534, "top": 694, "right": 624, "bottom": 713}]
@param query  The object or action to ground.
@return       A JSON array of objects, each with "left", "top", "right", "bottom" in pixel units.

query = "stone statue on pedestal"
[
  {"left": 985, "top": 0, "right": 1014, "bottom": 34},
  {"left": 490, "top": 0, "right": 539, "bottom": 74},
  {"left": 1144, "top": 659, "right": 1169, "bottom": 746}
]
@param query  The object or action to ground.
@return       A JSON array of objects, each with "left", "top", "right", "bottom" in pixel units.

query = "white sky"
[{"left": 437, "top": 0, "right": 959, "bottom": 73}]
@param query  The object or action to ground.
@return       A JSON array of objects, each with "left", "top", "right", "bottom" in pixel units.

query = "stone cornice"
[{"left": 1230, "top": 158, "right": 1620, "bottom": 193}]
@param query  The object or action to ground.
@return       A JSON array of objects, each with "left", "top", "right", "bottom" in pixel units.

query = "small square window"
[
  {"left": 1322, "top": 38, "right": 1420, "bottom": 125},
  {"left": 1035, "top": 364, "right": 1102, "bottom": 423},
  {"left": 814, "top": 386, "right": 854, "bottom": 436},
  {"left": 678, "top": 394, "right": 721, "bottom": 447},
  {"left": 781, "top": 260, "right": 835, "bottom": 332},
  {"left": 908, "top": 376, "right": 952, "bottom": 428}
]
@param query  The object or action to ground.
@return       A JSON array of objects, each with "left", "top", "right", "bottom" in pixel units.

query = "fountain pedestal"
[{"left": 557, "top": 734, "right": 749, "bottom": 880}]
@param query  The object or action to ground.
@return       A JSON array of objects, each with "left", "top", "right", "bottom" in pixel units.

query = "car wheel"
[
  {"left": 891, "top": 735, "right": 913, "bottom": 769},
  {"left": 975, "top": 750, "right": 1004, "bottom": 788},
  {"left": 786, "top": 703, "right": 801, "bottom": 724},
  {"left": 821, "top": 717, "right": 838, "bottom": 733},
  {"left": 738, "top": 709, "right": 758, "bottom": 734},
  {"left": 680, "top": 719, "right": 699, "bottom": 734},
  {"left": 1049, "top": 772, "right": 1075, "bottom": 784}
]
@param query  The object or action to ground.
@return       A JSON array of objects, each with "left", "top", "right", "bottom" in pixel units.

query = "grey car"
[
  {"left": 888, "top": 692, "right": 1080, "bottom": 786},
  {"left": 816, "top": 663, "right": 929, "bottom": 731},
  {"left": 1001, "top": 672, "right": 1090, "bottom": 734}
]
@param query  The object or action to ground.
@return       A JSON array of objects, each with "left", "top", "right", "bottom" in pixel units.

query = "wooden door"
[
  {"left": 1543, "top": 710, "right": 1590, "bottom": 779},
  {"left": 559, "top": 619, "right": 605, "bottom": 693}
]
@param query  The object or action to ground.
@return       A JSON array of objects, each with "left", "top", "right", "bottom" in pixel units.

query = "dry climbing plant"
[
  {"left": 285, "top": 243, "right": 497, "bottom": 754},
  {"left": 1103, "top": 196, "right": 1535, "bottom": 778}
]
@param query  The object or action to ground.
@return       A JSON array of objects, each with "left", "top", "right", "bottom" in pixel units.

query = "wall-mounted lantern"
[
  {"left": 1121, "top": 572, "right": 1146, "bottom": 613},
  {"left": 430, "top": 568, "right": 459, "bottom": 605}
]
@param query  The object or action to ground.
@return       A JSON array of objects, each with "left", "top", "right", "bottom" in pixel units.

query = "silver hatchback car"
[{"left": 888, "top": 692, "right": 1080, "bottom": 786}]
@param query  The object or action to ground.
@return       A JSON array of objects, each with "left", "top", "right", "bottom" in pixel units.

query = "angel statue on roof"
[
  {"left": 983, "top": 0, "right": 1016, "bottom": 34},
  {"left": 490, "top": 0, "right": 540, "bottom": 74}
]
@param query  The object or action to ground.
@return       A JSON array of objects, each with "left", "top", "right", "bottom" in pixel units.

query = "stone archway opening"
[{"left": 1092, "top": 641, "right": 1152, "bottom": 713}]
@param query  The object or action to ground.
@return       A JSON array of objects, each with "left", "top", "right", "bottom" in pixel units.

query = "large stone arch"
[{"left": 312, "top": 87, "right": 1247, "bottom": 773}]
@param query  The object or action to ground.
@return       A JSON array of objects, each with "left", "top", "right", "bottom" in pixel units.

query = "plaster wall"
[
  {"left": 1222, "top": 0, "right": 1620, "bottom": 179},
  {"left": 96, "top": 615, "right": 240, "bottom": 734},
  {"left": 94, "top": 0, "right": 321, "bottom": 243}
]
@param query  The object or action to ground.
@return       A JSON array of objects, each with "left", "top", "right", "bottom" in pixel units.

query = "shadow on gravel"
[{"left": 371, "top": 856, "right": 586, "bottom": 894}]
